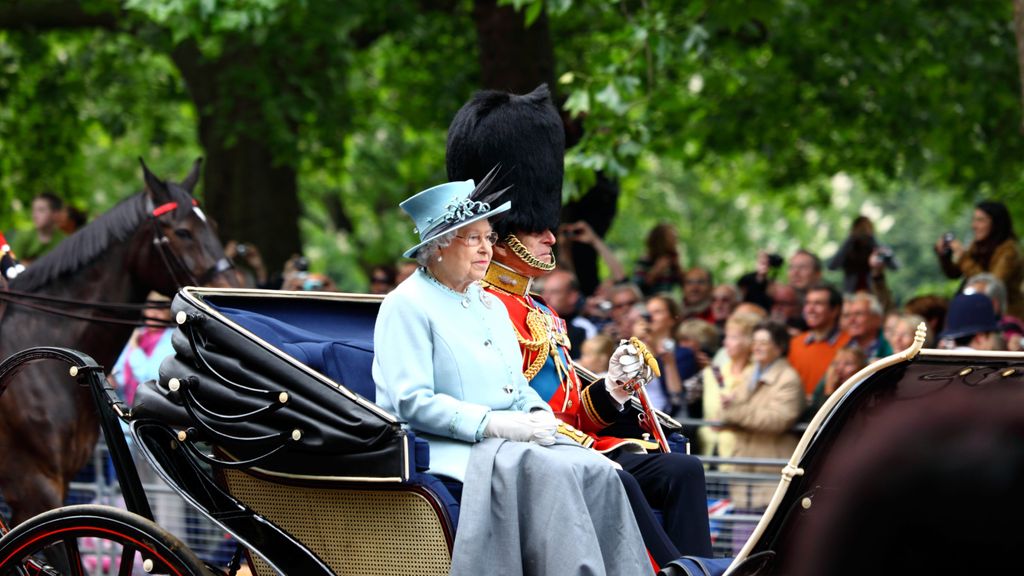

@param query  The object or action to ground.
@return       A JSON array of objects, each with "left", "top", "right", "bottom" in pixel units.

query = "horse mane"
[{"left": 11, "top": 192, "right": 150, "bottom": 292}]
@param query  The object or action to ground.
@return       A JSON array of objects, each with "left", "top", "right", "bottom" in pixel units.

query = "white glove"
[
  {"left": 483, "top": 411, "right": 535, "bottom": 442},
  {"left": 528, "top": 410, "right": 558, "bottom": 446},
  {"left": 606, "top": 341, "right": 650, "bottom": 404}
]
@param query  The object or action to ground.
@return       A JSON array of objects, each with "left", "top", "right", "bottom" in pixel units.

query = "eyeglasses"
[
  {"left": 612, "top": 300, "right": 638, "bottom": 309},
  {"left": 371, "top": 276, "right": 391, "bottom": 284},
  {"left": 455, "top": 231, "right": 499, "bottom": 247}
]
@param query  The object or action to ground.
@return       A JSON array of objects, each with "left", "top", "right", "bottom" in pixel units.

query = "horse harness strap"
[
  {"left": 146, "top": 197, "right": 233, "bottom": 288},
  {"left": 0, "top": 288, "right": 174, "bottom": 328}
]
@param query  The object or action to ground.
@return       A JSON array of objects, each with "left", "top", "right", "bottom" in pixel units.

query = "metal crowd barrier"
[
  {"left": 64, "top": 439, "right": 238, "bottom": 573},
  {"left": 3, "top": 424, "right": 791, "bottom": 569},
  {"left": 677, "top": 416, "right": 801, "bottom": 558}
]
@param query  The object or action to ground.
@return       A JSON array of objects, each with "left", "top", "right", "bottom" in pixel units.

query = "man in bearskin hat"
[{"left": 446, "top": 84, "right": 713, "bottom": 563}]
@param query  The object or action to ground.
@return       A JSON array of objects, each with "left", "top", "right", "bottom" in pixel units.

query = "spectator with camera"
[
  {"left": 556, "top": 220, "right": 626, "bottom": 296},
  {"left": 828, "top": 216, "right": 898, "bottom": 303},
  {"left": 280, "top": 254, "right": 336, "bottom": 292},
  {"left": 632, "top": 222, "right": 684, "bottom": 297},
  {"left": 225, "top": 240, "right": 269, "bottom": 288},
  {"left": 640, "top": 293, "right": 700, "bottom": 413},
  {"left": 935, "top": 200, "right": 1024, "bottom": 318},
  {"left": 737, "top": 250, "right": 784, "bottom": 312}
]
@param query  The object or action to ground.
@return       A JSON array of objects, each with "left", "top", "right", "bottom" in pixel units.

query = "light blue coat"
[{"left": 372, "top": 268, "right": 550, "bottom": 481}]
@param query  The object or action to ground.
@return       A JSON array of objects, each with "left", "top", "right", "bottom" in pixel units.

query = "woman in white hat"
[{"left": 372, "top": 172, "right": 650, "bottom": 575}]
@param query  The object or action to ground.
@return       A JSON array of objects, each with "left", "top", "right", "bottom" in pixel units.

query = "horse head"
[{"left": 135, "top": 158, "right": 240, "bottom": 294}]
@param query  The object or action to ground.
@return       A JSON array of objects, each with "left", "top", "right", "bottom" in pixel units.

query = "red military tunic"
[{"left": 483, "top": 266, "right": 658, "bottom": 453}]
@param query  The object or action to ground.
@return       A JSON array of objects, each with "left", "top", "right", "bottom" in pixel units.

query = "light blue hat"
[{"left": 400, "top": 168, "right": 511, "bottom": 258}]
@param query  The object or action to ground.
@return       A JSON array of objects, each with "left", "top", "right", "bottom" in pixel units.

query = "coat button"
[
  {"left": 484, "top": 339, "right": 492, "bottom": 347},
  {"left": 567, "top": 400, "right": 573, "bottom": 408}
]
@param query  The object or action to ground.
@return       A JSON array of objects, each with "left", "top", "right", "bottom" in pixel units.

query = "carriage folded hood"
[{"left": 132, "top": 288, "right": 412, "bottom": 483}]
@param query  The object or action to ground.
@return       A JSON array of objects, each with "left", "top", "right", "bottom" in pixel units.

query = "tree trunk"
[
  {"left": 472, "top": 0, "right": 556, "bottom": 92},
  {"left": 171, "top": 42, "right": 302, "bottom": 274},
  {"left": 471, "top": 0, "right": 619, "bottom": 295}
]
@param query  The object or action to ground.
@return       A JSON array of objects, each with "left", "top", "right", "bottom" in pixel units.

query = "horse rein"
[
  {"left": 0, "top": 289, "right": 175, "bottom": 327},
  {"left": 0, "top": 198, "right": 233, "bottom": 328}
]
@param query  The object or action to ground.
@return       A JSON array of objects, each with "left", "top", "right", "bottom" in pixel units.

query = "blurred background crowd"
[{"left": 6, "top": 192, "right": 1021, "bottom": 452}]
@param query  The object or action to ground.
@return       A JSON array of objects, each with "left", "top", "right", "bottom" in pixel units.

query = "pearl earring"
[{"left": 437, "top": 255, "right": 443, "bottom": 262}]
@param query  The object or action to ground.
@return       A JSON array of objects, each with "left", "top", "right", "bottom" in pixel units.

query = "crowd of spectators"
[{"left": 8, "top": 191, "right": 1023, "bottom": 438}]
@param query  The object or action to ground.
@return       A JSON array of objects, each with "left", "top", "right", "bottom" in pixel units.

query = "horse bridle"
[
  {"left": 0, "top": 199, "right": 234, "bottom": 328},
  {"left": 147, "top": 198, "right": 234, "bottom": 289}
]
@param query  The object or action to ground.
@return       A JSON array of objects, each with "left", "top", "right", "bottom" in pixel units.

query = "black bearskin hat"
[{"left": 446, "top": 83, "right": 565, "bottom": 238}]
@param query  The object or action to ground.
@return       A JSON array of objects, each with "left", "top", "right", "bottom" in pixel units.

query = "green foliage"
[
  {"left": 297, "top": 4, "right": 479, "bottom": 289},
  {"left": 0, "top": 29, "right": 200, "bottom": 233},
  {"left": 1, "top": 0, "right": 1022, "bottom": 299},
  {"left": 550, "top": 0, "right": 1024, "bottom": 205}
]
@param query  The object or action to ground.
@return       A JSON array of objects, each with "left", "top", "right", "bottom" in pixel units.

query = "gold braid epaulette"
[{"left": 519, "top": 308, "right": 550, "bottom": 381}]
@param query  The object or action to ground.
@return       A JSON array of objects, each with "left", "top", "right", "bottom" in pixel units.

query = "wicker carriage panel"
[{"left": 222, "top": 470, "right": 451, "bottom": 576}]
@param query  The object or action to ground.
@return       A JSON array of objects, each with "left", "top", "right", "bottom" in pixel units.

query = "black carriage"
[{"left": 0, "top": 287, "right": 1019, "bottom": 575}]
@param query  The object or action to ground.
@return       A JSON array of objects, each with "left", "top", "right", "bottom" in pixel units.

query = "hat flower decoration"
[{"left": 401, "top": 165, "right": 510, "bottom": 258}]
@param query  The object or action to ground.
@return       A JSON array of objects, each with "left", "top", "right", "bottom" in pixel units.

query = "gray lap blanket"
[{"left": 449, "top": 438, "right": 650, "bottom": 576}]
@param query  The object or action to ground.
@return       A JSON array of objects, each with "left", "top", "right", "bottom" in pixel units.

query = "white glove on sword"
[{"left": 605, "top": 340, "right": 654, "bottom": 404}]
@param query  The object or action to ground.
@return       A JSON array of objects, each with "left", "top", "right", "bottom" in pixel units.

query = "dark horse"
[{"left": 0, "top": 159, "right": 238, "bottom": 525}]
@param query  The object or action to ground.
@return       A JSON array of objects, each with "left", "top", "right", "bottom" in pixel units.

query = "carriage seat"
[{"left": 216, "top": 305, "right": 432, "bottom": 472}]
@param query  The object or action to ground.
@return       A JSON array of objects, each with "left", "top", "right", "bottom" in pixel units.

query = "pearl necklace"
[{"left": 420, "top": 266, "right": 493, "bottom": 309}]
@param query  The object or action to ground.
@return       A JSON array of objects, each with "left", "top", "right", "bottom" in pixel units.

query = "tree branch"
[{"left": 0, "top": 0, "right": 120, "bottom": 31}]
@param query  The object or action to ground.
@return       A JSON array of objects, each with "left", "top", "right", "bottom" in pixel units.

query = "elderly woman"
[
  {"left": 372, "top": 177, "right": 649, "bottom": 575},
  {"left": 698, "top": 311, "right": 761, "bottom": 458},
  {"left": 719, "top": 320, "right": 804, "bottom": 510}
]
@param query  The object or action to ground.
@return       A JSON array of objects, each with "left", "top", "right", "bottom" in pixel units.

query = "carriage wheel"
[{"left": 0, "top": 504, "right": 210, "bottom": 575}]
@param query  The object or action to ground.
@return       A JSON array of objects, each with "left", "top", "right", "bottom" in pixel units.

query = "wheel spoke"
[
  {"left": 61, "top": 538, "right": 84, "bottom": 576},
  {"left": 117, "top": 543, "right": 135, "bottom": 576}
]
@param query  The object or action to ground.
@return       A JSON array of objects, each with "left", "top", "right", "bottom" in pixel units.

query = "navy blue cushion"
[{"left": 216, "top": 306, "right": 376, "bottom": 400}]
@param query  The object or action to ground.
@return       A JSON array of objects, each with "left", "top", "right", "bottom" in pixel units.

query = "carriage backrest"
[{"left": 214, "top": 305, "right": 377, "bottom": 400}]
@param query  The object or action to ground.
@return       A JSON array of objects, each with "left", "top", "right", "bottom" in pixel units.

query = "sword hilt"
[{"left": 628, "top": 337, "right": 661, "bottom": 378}]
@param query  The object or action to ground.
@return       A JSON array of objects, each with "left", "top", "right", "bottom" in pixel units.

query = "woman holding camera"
[
  {"left": 828, "top": 215, "right": 897, "bottom": 298},
  {"left": 935, "top": 200, "right": 1024, "bottom": 318}
]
